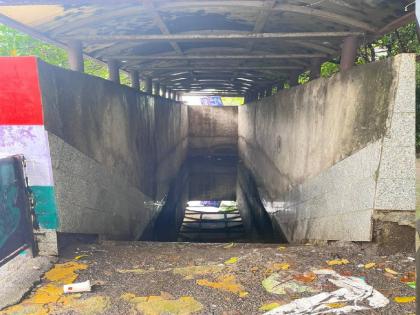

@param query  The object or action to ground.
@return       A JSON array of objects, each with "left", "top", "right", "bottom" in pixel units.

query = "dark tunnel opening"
[{"left": 149, "top": 155, "right": 285, "bottom": 244}]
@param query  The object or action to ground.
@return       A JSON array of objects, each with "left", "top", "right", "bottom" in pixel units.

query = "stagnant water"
[{"left": 150, "top": 155, "right": 281, "bottom": 243}]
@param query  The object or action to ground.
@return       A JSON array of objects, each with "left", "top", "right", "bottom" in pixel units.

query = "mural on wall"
[{"left": 0, "top": 57, "right": 59, "bottom": 233}]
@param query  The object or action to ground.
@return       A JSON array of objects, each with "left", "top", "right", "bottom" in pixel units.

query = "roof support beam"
[
  {"left": 136, "top": 66, "right": 302, "bottom": 71},
  {"left": 158, "top": 2, "right": 377, "bottom": 32},
  {"left": 153, "top": 81, "right": 160, "bottom": 96},
  {"left": 0, "top": 13, "right": 135, "bottom": 80},
  {"left": 377, "top": 11, "right": 415, "bottom": 35},
  {"left": 290, "top": 41, "right": 337, "bottom": 55},
  {"left": 130, "top": 70, "right": 140, "bottom": 89},
  {"left": 247, "top": 0, "right": 276, "bottom": 51},
  {"left": 142, "top": 0, "right": 197, "bottom": 83},
  {"left": 310, "top": 58, "right": 322, "bottom": 80},
  {"left": 143, "top": 76, "right": 153, "bottom": 93},
  {"left": 67, "top": 40, "right": 84, "bottom": 72},
  {"left": 113, "top": 53, "right": 326, "bottom": 60},
  {"left": 71, "top": 31, "right": 363, "bottom": 42},
  {"left": 340, "top": 36, "right": 358, "bottom": 71},
  {"left": 275, "top": 4, "right": 376, "bottom": 33},
  {"left": 107, "top": 59, "right": 120, "bottom": 83}
]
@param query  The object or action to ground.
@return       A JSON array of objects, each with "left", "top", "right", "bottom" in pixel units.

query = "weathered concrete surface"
[
  {"left": 1, "top": 241, "right": 415, "bottom": 314},
  {"left": 0, "top": 253, "right": 55, "bottom": 310},
  {"left": 239, "top": 54, "right": 415, "bottom": 245},
  {"left": 188, "top": 106, "right": 238, "bottom": 157},
  {"left": 236, "top": 162, "right": 278, "bottom": 242},
  {"left": 188, "top": 156, "right": 237, "bottom": 201},
  {"left": 37, "top": 60, "right": 188, "bottom": 241}
]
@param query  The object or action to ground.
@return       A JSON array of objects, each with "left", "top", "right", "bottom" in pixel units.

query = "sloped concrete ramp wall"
[
  {"left": 37, "top": 60, "right": 188, "bottom": 242},
  {"left": 239, "top": 54, "right": 415, "bottom": 244}
]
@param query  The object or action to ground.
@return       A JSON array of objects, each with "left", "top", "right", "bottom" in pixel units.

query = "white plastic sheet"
[{"left": 264, "top": 269, "right": 389, "bottom": 315}]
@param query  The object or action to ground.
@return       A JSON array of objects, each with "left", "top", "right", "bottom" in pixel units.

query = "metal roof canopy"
[{"left": 0, "top": 0, "right": 415, "bottom": 95}]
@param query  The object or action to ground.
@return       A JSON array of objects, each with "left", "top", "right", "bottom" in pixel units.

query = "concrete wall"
[
  {"left": 36, "top": 60, "right": 188, "bottom": 244},
  {"left": 0, "top": 57, "right": 59, "bottom": 255},
  {"left": 238, "top": 54, "right": 415, "bottom": 246},
  {"left": 188, "top": 106, "right": 238, "bottom": 156}
]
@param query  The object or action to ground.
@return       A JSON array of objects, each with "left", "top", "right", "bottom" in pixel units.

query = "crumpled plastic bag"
[{"left": 264, "top": 269, "right": 389, "bottom": 314}]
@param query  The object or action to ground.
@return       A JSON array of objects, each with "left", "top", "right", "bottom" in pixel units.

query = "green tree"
[{"left": 0, "top": 23, "right": 131, "bottom": 86}]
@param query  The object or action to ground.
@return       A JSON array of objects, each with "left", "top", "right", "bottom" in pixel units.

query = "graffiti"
[
  {"left": 0, "top": 126, "right": 37, "bottom": 147},
  {"left": 200, "top": 96, "right": 223, "bottom": 106}
]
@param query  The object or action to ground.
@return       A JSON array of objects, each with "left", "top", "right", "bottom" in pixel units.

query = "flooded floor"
[{"left": 1, "top": 241, "right": 415, "bottom": 314}]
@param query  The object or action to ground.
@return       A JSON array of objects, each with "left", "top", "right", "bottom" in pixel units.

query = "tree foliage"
[{"left": 0, "top": 23, "right": 131, "bottom": 86}]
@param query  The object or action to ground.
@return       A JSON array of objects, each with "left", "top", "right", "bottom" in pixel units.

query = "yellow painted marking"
[
  {"left": 44, "top": 261, "right": 88, "bottom": 283},
  {"left": 1, "top": 260, "right": 109, "bottom": 315}
]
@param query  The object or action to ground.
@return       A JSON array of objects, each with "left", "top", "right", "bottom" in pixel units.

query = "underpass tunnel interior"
[
  {"left": 0, "top": 1, "right": 416, "bottom": 257},
  {"left": 151, "top": 154, "right": 280, "bottom": 244}
]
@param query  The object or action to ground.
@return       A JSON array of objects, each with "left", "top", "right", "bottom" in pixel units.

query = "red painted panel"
[{"left": 0, "top": 57, "right": 43, "bottom": 125}]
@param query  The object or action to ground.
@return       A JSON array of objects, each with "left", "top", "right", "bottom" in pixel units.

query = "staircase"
[{"left": 177, "top": 207, "right": 246, "bottom": 242}]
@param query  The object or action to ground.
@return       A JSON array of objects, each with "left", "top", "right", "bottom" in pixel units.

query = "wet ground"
[{"left": 0, "top": 241, "right": 415, "bottom": 315}]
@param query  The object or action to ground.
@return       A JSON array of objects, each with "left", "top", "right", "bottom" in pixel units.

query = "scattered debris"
[
  {"left": 1, "top": 261, "right": 109, "bottom": 315},
  {"left": 122, "top": 292, "right": 203, "bottom": 315},
  {"left": 400, "top": 272, "right": 415, "bottom": 283},
  {"left": 196, "top": 274, "right": 248, "bottom": 297},
  {"left": 266, "top": 262, "right": 290, "bottom": 274},
  {"left": 116, "top": 268, "right": 148, "bottom": 274},
  {"left": 406, "top": 282, "right": 416, "bottom": 289},
  {"left": 260, "top": 302, "right": 282, "bottom": 311},
  {"left": 326, "top": 302, "right": 348, "bottom": 308},
  {"left": 384, "top": 268, "right": 399, "bottom": 275},
  {"left": 224, "top": 257, "right": 239, "bottom": 264},
  {"left": 293, "top": 272, "right": 316, "bottom": 283},
  {"left": 64, "top": 280, "right": 92, "bottom": 294},
  {"left": 263, "top": 269, "right": 389, "bottom": 314},
  {"left": 223, "top": 243, "right": 235, "bottom": 249},
  {"left": 262, "top": 273, "right": 318, "bottom": 295},
  {"left": 394, "top": 296, "right": 416, "bottom": 303},
  {"left": 173, "top": 265, "right": 224, "bottom": 279},
  {"left": 364, "top": 262, "right": 376, "bottom": 269},
  {"left": 74, "top": 255, "right": 89, "bottom": 260},
  {"left": 326, "top": 259, "right": 349, "bottom": 266}
]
